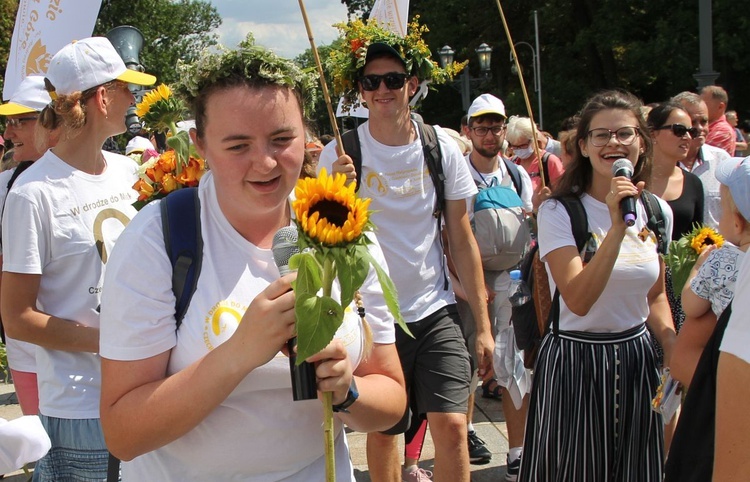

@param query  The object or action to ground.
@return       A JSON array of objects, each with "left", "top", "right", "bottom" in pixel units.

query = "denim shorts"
[{"left": 33, "top": 414, "right": 110, "bottom": 482}]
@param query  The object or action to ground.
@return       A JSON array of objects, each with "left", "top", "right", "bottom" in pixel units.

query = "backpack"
[
  {"left": 470, "top": 158, "right": 530, "bottom": 271},
  {"left": 340, "top": 118, "right": 449, "bottom": 289},
  {"left": 512, "top": 191, "right": 667, "bottom": 369},
  {"left": 107, "top": 187, "right": 202, "bottom": 481}
]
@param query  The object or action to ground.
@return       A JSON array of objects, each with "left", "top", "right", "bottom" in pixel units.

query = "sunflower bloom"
[
  {"left": 690, "top": 226, "right": 724, "bottom": 254},
  {"left": 293, "top": 168, "right": 371, "bottom": 247},
  {"left": 135, "top": 84, "right": 172, "bottom": 117}
]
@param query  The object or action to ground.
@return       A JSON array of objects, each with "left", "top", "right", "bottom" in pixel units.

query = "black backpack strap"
[
  {"left": 502, "top": 157, "right": 523, "bottom": 197},
  {"left": 640, "top": 190, "right": 668, "bottom": 255},
  {"left": 340, "top": 128, "right": 363, "bottom": 192},
  {"left": 547, "top": 195, "right": 590, "bottom": 334},
  {"left": 416, "top": 121, "right": 445, "bottom": 219},
  {"left": 161, "top": 187, "right": 203, "bottom": 329},
  {"left": 540, "top": 151, "right": 551, "bottom": 187}
]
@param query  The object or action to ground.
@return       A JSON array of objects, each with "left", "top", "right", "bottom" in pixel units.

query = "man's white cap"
[
  {"left": 125, "top": 136, "right": 154, "bottom": 155},
  {"left": 468, "top": 93, "right": 506, "bottom": 119},
  {"left": 0, "top": 76, "right": 51, "bottom": 115},
  {"left": 45, "top": 37, "right": 156, "bottom": 97}
]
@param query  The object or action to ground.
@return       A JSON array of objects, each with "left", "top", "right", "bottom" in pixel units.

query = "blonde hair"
[{"left": 39, "top": 80, "right": 120, "bottom": 137}]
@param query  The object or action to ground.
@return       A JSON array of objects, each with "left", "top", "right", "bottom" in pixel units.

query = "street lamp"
[
  {"left": 437, "top": 43, "right": 493, "bottom": 112},
  {"left": 510, "top": 38, "right": 543, "bottom": 129}
]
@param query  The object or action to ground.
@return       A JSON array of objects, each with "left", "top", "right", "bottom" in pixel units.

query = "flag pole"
[
  {"left": 298, "top": 0, "right": 346, "bottom": 157},
  {"left": 494, "top": 0, "right": 546, "bottom": 187}
]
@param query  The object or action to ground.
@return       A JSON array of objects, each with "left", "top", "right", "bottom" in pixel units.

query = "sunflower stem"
[{"left": 321, "top": 255, "right": 336, "bottom": 482}]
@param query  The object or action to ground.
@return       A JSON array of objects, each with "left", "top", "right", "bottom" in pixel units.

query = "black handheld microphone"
[
  {"left": 271, "top": 226, "right": 317, "bottom": 401},
  {"left": 612, "top": 159, "right": 637, "bottom": 226}
]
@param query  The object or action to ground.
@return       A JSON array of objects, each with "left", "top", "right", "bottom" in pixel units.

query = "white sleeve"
[
  {"left": 2, "top": 189, "right": 45, "bottom": 275},
  {"left": 537, "top": 198, "right": 576, "bottom": 261},
  {"left": 318, "top": 141, "right": 339, "bottom": 176},
  {"left": 720, "top": 253, "right": 750, "bottom": 363},
  {"left": 100, "top": 201, "right": 178, "bottom": 360},
  {"left": 435, "top": 127, "right": 477, "bottom": 201},
  {"left": 516, "top": 164, "right": 534, "bottom": 212}
]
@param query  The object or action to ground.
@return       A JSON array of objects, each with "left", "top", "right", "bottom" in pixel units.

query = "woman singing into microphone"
[{"left": 518, "top": 90, "right": 676, "bottom": 481}]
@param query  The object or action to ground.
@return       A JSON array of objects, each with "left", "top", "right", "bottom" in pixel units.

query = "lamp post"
[
  {"left": 510, "top": 40, "right": 543, "bottom": 129},
  {"left": 438, "top": 43, "right": 493, "bottom": 112}
]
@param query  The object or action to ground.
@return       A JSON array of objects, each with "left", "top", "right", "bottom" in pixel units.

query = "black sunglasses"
[
  {"left": 359, "top": 72, "right": 408, "bottom": 91},
  {"left": 655, "top": 123, "right": 700, "bottom": 139}
]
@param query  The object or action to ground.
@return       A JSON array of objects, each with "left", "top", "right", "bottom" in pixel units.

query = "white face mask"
[{"left": 514, "top": 146, "right": 534, "bottom": 159}]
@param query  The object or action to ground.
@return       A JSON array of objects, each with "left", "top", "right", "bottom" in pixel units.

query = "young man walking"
[{"left": 319, "top": 42, "right": 492, "bottom": 482}]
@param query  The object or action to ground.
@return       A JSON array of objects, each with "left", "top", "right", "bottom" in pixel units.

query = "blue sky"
[{"left": 207, "top": 0, "right": 350, "bottom": 59}]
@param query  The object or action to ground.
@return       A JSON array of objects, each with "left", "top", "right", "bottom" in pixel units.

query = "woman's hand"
[
  {"left": 606, "top": 177, "right": 643, "bottom": 230},
  {"left": 234, "top": 273, "right": 297, "bottom": 369},
  {"left": 306, "top": 339, "right": 354, "bottom": 406}
]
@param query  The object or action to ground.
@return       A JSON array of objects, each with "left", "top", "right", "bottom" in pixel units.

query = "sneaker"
[
  {"left": 467, "top": 430, "right": 492, "bottom": 464},
  {"left": 505, "top": 454, "right": 521, "bottom": 481},
  {"left": 402, "top": 465, "right": 433, "bottom": 482}
]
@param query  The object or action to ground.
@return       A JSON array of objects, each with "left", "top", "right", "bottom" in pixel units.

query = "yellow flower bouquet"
[
  {"left": 289, "top": 168, "right": 409, "bottom": 482},
  {"left": 132, "top": 84, "right": 207, "bottom": 209},
  {"left": 663, "top": 224, "right": 724, "bottom": 294}
]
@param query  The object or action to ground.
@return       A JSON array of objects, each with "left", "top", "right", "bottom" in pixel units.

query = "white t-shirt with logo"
[
  {"left": 99, "top": 171, "right": 395, "bottom": 481},
  {"left": 0, "top": 166, "right": 36, "bottom": 373},
  {"left": 319, "top": 121, "right": 477, "bottom": 322},
  {"left": 2, "top": 150, "right": 138, "bottom": 418},
  {"left": 538, "top": 194, "right": 673, "bottom": 332}
]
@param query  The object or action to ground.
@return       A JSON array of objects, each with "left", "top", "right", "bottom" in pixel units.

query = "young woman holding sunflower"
[
  {"left": 519, "top": 90, "right": 676, "bottom": 481},
  {"left": 97, "top": 39, "right": 405, "bottom": 481}
]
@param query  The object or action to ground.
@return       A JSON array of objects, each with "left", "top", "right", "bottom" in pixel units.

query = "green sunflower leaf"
[
  {"left": 294, "top": 293, "right": 344, "bottom": 363},
  {"left": 362, "top": 250, "right": 412, "bottom": 338},
  {"left": 290, "top": 252, "right": 322, "bottom": 297},
  {"left": 333, "top": 245, "right": 370, "bottom": 309}
]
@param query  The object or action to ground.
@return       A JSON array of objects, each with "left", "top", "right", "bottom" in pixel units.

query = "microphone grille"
[
  {"left": 271, "top": 226, "right": 300, "bottom": 275},
  {"left": 612, "top": 158, "right": 634, "bottom": 176}
]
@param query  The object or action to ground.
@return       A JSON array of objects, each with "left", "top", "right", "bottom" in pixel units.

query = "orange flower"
[
  {"left": 350, "top": 38, "right": 364, "bottom": 54},
  {"left": 133, "top": 178, "right": 154, "bottom": 201},
  {"left": 177, "top": 157, "right": 206, "bottom": 186},
  {"left": 161, "top": 173, "right": 178, "bottom": 193}
]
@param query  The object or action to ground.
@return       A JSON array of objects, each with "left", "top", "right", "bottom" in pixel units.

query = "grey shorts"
[{"left": 383, "top": 304, "right": 471, "bottom": 434}]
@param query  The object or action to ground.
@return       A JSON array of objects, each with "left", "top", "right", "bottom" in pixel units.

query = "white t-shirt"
[
  {"left": 2, "top": 150, "right": 138, "bottom": 418},
  {"left": 720, "top": 252, "right": 750, "bottom": 364},
  {"left": 319, "top": 121, "right": 477, "bottom": 322},
  {"left": 538, "top": 194, "right": 673, "bottom": 332},
  {"left": 690, "top": 244, "right": 744, "bottom": 317},
  {"left": 0, "top": 166, "right": 36, "bottom": 373},
  {"left": 463, "top": 154, "right": 534, "bottom": 215},
  {"left": 99, "top": 171, "right": 395, "bottom": 481},
  {"left": 680, "top": 144, "right": 730, "bottom": 230}
]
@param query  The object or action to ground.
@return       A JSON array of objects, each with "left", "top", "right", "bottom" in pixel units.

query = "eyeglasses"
[
  {"left": 470, "top": 125, "right": 506, "bottom": 137},
  {"left": 359, "top": 72, "right": 409, "bottom": 91},
  {"left": 5, "top": 116, "right": 38, "bottom": 128},
  {"left": 587, "top": 126, "right": 639, "bottom": 147},
  {"left": 509, "top": 141, "right": 530, "bottom": 149},
  {"left": 655, "top": 123, "right": 700, "bottom": 139}
]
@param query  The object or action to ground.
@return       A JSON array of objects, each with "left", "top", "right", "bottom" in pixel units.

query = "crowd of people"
[{"left": 0, "top": 28, "right": 748, "bottom": 482}]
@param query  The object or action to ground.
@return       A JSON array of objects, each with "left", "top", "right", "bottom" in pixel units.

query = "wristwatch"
[{"left": 332, "top": 379, "right": 359, "bottom": 413}]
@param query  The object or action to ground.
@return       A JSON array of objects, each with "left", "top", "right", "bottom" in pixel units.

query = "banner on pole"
[
  {"left": 369, "top": 0, "right": 409, "bottom": 36},
  {"left": 3, "top": 0, "right": 103, "bottom": 100}
]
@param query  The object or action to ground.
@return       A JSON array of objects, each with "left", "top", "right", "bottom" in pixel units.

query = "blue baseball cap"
[{"left": 716, "top": 156, "right": 750, "bottom": 220}]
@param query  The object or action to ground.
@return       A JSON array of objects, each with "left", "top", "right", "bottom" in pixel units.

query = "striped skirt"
[{"left": 518, "top": 324, "right": 664, "bottom": 482}]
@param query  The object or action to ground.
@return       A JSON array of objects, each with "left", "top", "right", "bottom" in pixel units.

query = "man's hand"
[
  {"left": 475, "top": 329, "right": 495, "bottom": 378},
  {"left": 331, "top": 154, "right": 356, "bottom": 182}
]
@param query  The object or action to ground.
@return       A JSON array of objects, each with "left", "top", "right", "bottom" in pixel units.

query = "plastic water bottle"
[{"left": 508, "top": 269, "right": 531, "bottom": 307}]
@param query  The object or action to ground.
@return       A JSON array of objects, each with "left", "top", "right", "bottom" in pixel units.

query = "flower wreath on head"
[{"left": 327, "top": 16, "right": 467, "bottom": 111}]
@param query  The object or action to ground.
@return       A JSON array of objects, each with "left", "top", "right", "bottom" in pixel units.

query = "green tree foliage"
[
  {"left": 341, "top": 0, "right": 375, "bottom": 19},
  {"left": 95, "top": 0, "right": 221, "bottom": 85}
]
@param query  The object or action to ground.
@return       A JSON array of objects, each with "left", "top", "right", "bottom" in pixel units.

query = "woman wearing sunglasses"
[{"left": 646, "top": 102, "right": 704, "bottom": 355}]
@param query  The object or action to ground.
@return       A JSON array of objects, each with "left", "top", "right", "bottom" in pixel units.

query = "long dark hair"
[
  {"left": 646, "top": 101, "right": 686, "bottom": 131},
  {"left": 553, "top": 90, "right": 653, "bottom": 197}
]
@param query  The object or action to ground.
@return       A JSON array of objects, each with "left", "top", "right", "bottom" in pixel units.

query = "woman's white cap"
[
  {"left": 0, "top": 76, "right": 51, "bottom": 115},
  {"left": 125, "top": 136, "right": 154, "bottom": 155},
  {"left": 45, "top": 37, "right": 156, "bottom": 97}
]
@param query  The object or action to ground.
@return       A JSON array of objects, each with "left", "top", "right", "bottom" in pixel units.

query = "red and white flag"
[{"left": 4, "top": 0, "right": 103, "bottom": 100}]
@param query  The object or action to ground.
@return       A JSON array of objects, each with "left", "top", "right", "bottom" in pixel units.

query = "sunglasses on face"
[
  {"left": 5, "top": 116, "right": 39, "bottom": 128},
  {"left": 470, "top": 125, "right": 506, "bottom": 137},
  {"left": 587, "top": 126, "right": 639, "bottom": 147},
  {"left": 655, "top": 123, "right": 700, "bottom": 139},
  {"left": 359, "top": 72, "right": 409, "bottom": 91}
]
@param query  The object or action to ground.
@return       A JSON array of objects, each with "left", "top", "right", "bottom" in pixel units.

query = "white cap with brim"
[
  {"left": 125, "top": 136, "right": 154, "bottom": 155},
  {"left": 716, "top": 156, "right": 750, "bottom": 221},
  {"left": 468, "top": 93, "right": 507, "bottom": 119},
  {"left": 45, "top": 37, "right": 156, "bottom": 97},
  {"left": 0, "top": 76, "right": 51, "bottom": 115}
]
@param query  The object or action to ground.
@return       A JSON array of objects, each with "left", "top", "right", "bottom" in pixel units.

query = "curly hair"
[{"left": 553, "top": 90, "right": 652, "bottom": 197}]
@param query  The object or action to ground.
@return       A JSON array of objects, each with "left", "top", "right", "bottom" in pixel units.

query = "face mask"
[{"left": 514, "top": 146, "right": 534, "bottom": 159}]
